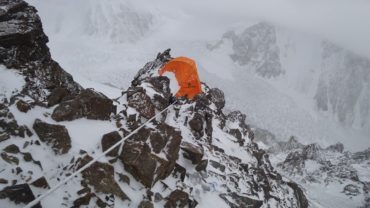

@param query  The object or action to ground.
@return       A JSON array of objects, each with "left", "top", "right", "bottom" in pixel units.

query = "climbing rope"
[{"left": 24, "top": 102, "right": 176, "bottom": 208}]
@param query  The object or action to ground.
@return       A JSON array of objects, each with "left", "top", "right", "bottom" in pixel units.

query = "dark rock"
[
  {"left": 1, "top": 152, "right": 19, "bottom": 165},
  {"left": 287, "top": 182, "right": 309, "bottom": 208},
  {"left": 154, "top": 192, "right": 163, "bottom": 202},
  {"left": 138, "top": 200, "right": 154, "bottom": 208},
  {"left": 78, "top": 155, "right": 130, "bottom": 201},
  {"left": 73, "top": 193, "right": 93, "bottom": 208},
  {"left": 33, "top": 119, "right": 71, "bottom": 154},
  {"left": 0, "top": 178, "right": 8, "bottom": 184},
  {"left": 164, "top": 190, "right": 189, "bottom": 208},
  {"left": 3, "top": 144, "right": 20, "bottom": 154},
  {"left": 148, "top": 76, "right": 171, "bottom": 110},
  {"left": 343, "top": 184, "right": 361, "bottom": 196},
  {"left": 0, "top": 133, "right": 10, "bottom": 142},
  {"left": 0, "top": 103, "right": 26, "bottom": 138},
  {"left": 16, "top": 100, "right": 31, "bottom": 113},
  {"left": 0, "top": 0, "right": 82, "bottom": 104},
  {"left": 52, "top": 89, "right": 113, "bottom": 121},
  {"left": 188, "top": 113, "right": 204, "bottom": 138},
  {"left": 120, "top": 123, "right": 182, "bottom": 188},
  {"left": 352, "top": 148, "right": 370, "bottom": 161},
  {"left": 302, "top": 143, "right": 322, "bottom": 160},
  {"left": 77, "top": 187, "right": 91, "bottom": 196},
  {"left": 172, "top": 163, "right": 186, "bottom": 182},
  {"left": 0, "top": 184, "right": 41, "bottom": 208},
  {"left": 47, "top": 87, "right": 71, "bottom": 106},
  {"left": 278, "top": 151, "right": 305, "bottom": 175},
  {"left": 220, "top": 192, "right": 263, "bottom": 208},
  {"left": 207, "top": 88, "right": 225, "bottom": 110},
  {"left": 195, "top": 159, "right": 208, "bottom": 172},
  {"left": 181, "top": 141, "right": 204, "bottom": 164},
  {"left": 101, "top": 131, "right": 121, "bottom": 157},
  {"left": 227, "top": 111, "right": 246, "bottom": 124},
  {"left": 117, "top": 173, "right": 130, "bottom": 185},
  {"left": 229, "top": 129, "right": 244, "bottom": 146},
  {"left": 209, "top": 160, "right": 226, "bottom": 172},
  {"left": 31, "top": 177, "right": 49, "bottom": 189},
  {"left": 132, "top": 49, "right": 171, "bottom": 85},
  {"left": 325, "top": 142, "right": 344, "bottom": 153},
  {"left": 15, "top": 167, "right": 23, "bottom": 175},
  {"left": 127, "top": 87, "right": 156, "bottom": 119}
]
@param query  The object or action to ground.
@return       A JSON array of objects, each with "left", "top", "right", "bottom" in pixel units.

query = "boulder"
[
  {"left": 127, "top": 87, "right": 156, "bottom": 119},
  {"left": 181, "top": 141, "right": 204, "bottom": 164},
  {"left": 287, "top": 182, "right": 309, "bottom": 208},
  {"left": 78, "top": 155, "right": 130, "bottom": 201},
  {"left": 120, "top": 123, "right": 182, "bottom": 188},
  {"left": 207, "top": 88, "right": 225, "bottom": 110},
  {"left": 188, "top": 113, "right": 204, "bottom": 138},
  {"left": 33, "top": 119, "right": 71, "bottom": 154},
  {"left": 16, "top": 100, "right": 31, "bottom": 113},
  {"left": 0, "top": 103, "right": 26, "bottom": 138},
  {"left": 325, "top": 142, "right": 344, "bottom": 153},
  {"left": 52, "top": 89, "right": 113, "bottom": 121},
  {"left": 220, "top": 192, "right": 263, "bottom": 208},
  {"left": 0, "top": 184, "right": 42, "bottom": 208},
  {"left": 47, "top": 87, "right": 71, "bottom": 106},
  {"left": 31, "top": 177, "right": 50, "bottom": 189},
  {"left": 138, "top": 200, "right": 154, "bottom": 208},
  {"left": 101, "top": 131, "right": 122, "bottom": 157},
  {"left": 164, "top": 190, "right": 189, "bottom": 208}
]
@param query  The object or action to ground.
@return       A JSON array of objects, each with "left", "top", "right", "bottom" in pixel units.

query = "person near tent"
[{"left": 159, "top": 56, "right": 203, "bottom": 100}]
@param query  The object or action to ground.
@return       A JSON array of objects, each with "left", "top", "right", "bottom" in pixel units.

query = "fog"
[{"left": 134, "top": 0, "right": 370, "bottom": 57}]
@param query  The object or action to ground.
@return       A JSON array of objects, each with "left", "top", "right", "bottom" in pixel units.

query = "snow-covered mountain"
[
  {"left": 24, "top": 0, "right": 370, "bottom": 152},
  {"left": 1, "top": 0, "right": 369, "bottom": 207},
  {"left": 0, "top": 1, "right": 308, "bottom": 207}
]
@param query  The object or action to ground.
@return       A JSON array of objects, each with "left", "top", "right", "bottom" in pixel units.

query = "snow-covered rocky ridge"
[
  {"left": 0, "top": 1, "right": 309, "bottom": 207},
  {"left": 254, "top": 128, "right": 370, "bottom": 208}
]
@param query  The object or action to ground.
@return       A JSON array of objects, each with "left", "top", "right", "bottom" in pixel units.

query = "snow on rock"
[{"left": 0, "top": 66, "right": 25, "bottom": 102}]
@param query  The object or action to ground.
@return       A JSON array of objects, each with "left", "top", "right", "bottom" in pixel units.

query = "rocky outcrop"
[
  {"left": 127, "top": 87, "right": 156, "bottom": 119},
  {"left": 0, "top": 184, "right": 42, "bottom": 208},
  {"left": 78, "top": 155, "right": 130, "bottom": 201},
  {"left": 209, "top": 22, "right": 283, "bottom": 78},
  {"left": 119, "top": 123, "right": 182, "bottom": 188},
  {"left": 0, "top": 0, "right": 82, "bottom": 105},
  {"left": 33, "top": 119, "right": 71, "bottom": 154},
  {"left": 52, "top": 89, "right": 114, "bottom": 121},
  {"left": 101, "top": 131, "right": 122, "bottom": 157}
]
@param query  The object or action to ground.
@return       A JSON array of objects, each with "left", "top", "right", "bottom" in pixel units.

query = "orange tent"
[{"left": 159, "top": 57, "right": 202, "bottom": 99}]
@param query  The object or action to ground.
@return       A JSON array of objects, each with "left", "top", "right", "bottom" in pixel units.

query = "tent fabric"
[{"left": 159, "top": 57, "right": 202, "bottom": 99}]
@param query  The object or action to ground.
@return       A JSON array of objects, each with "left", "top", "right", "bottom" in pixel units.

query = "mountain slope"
[{"left": 0, "top": 2, "right": 308, "bottom": 207}]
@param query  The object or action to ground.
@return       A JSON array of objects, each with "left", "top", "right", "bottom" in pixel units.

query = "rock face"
[
  {"left": 315, "top": 41, "right": 370, "bottom": 127},
  {"left": 210, "top": 22, "right": 283, "bottom": 78},
  {"left": 262, "top": 136, "right": 370, "bottom": 207},
  {"left": 33, "top": 119, "right": 71, "bottom": 154},
  {"left": 52, "top": 89, "right": 114, "bottom": 121},
  {"left": 0, "top": 0, "right": 82, "bottom": 105},
  {"left": 78, "top": 155, "right": 130, "bottom": 201},
  {"left": 119, "top": 123, "right": 182, "bottom": 188},
  {"left": 101, "top": 131, "right": 122, "bottom": 157},
  {"left": 0, "top": 184, "right": 42, "bottom": 208}
]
